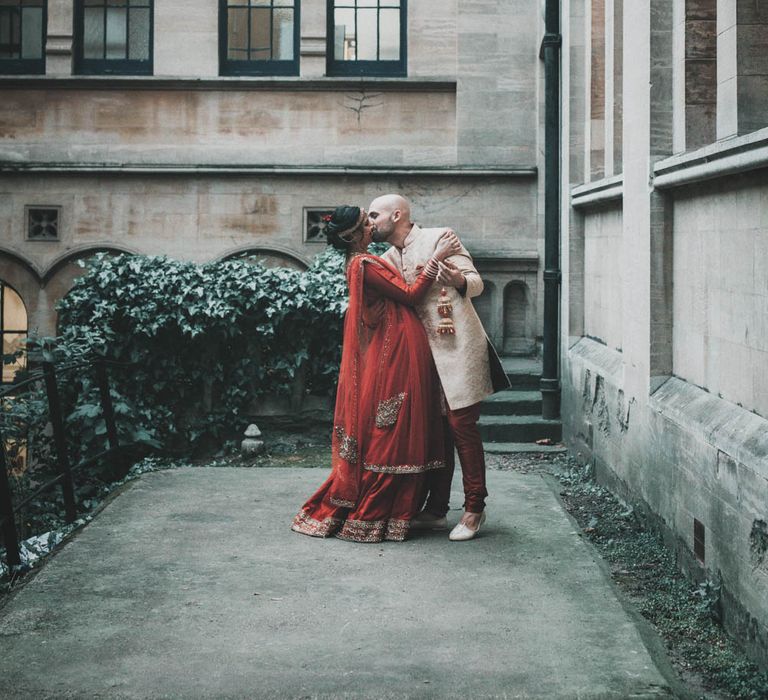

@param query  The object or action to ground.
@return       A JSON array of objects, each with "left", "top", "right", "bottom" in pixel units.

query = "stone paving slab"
[{"left": 0, "top": 467, "right": 677, "bottom": 699}]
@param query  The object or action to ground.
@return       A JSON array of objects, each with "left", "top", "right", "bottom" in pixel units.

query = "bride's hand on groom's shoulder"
[{"left": 434, "top": 230, "right": 462, "bottom": 260}]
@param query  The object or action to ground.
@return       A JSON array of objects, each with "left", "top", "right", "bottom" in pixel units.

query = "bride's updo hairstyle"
[{"left": 326, "top": 205, "right": 365, "bottom": 252}]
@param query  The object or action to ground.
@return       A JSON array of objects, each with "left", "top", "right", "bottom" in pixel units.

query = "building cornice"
[
  {"left": 0, "top": 163, "right": 538, "bottom": 177},
  {"left": 0, "top": 75, "right": 457, "bottom": 93},
  {"left": 570, "top": 174, "right": 624, "bottom": 209},
  {"left": 653, "top": 126, "right": 768, "bottom": 189}
]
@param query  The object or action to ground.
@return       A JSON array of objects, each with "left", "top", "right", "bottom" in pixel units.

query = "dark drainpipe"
[{"left": 539, "top": 0, "right": 562, "bottom": 420}]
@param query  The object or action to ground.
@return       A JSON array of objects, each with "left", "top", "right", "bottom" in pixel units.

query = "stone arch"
[
  {"left": 0, "top": 249, "right": 43, "bottom": 338},
  {"left": 216, "top": 245, "right": 310, "bottom": 271},
  {"left": 473, "top": 280, "right": 496, "bottom": 341},
  {"left": 503, "top": 281, "right": 534, "bottom": 355},
  {"left": 41, "top": 243, "right": 142, "bottom": 285},
  {"left": 42, "top": 245, "right": 141, "bottom": 336},
  {"left": 0, "top": 278, "right": 29, "bottom": 384}
]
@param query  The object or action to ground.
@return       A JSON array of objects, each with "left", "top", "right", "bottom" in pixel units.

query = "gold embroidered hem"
[
  {"left": 291, "top": 510, "right": 342, "bottom": 538},
  {"left": 336, "top": 518, "right": 387, "bottom": 543},
  {"left": 384, "top": 519, "right": 410, "bottom": 542},
  {"left": 363, "top": 459, "right": 445, "bottom": 474},
  {"left": 375, "top": 392, "right": 407, "bottom": 428},
  {"left": 329, "top": 496, "right": 356, "bottom": 508}
]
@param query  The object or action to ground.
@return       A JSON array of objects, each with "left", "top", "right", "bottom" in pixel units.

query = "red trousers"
[{"left": 424, "top": 402, "right": 487, "bottom": 515}]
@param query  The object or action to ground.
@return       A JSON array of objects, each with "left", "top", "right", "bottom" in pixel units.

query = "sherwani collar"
[{"left": 401, "top": 224, "right": 421, "bottom": 249}]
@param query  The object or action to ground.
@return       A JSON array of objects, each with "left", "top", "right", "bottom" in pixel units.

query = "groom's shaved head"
[
  {"left": 370, "top": 194, "right": 411, "bottom": 220},
  {"left": 368, "top": 193, "right": 413, "bottom": 245}
]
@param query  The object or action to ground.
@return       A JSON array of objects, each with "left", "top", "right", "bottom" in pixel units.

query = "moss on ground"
[{"left": 490, "top": 452, "right": 768, "bottom": 700}]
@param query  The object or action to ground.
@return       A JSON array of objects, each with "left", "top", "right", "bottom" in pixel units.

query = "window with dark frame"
[
  {"left": 327, "top": 0, "right": 405, "bottom": 77},
  {"left": 0, "top": 0, "right": 46, "bottom": 75},
  {"left": 74, "top": 0, "right": 153, "bottom": 75},
  {"left": 0, "top": 281, "right": 28, "bottom": 385},
  {"left": 219, "top": 0, "right": 299, "bottom": 76}
]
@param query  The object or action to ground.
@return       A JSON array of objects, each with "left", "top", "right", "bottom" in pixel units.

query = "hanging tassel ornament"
[{"left": 436, "top": 288, "right": 456, "bottom": 335}]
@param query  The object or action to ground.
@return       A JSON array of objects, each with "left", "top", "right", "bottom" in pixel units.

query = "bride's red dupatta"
[{"left": 327, "top": 254, "right": 378, "bottom": 508}]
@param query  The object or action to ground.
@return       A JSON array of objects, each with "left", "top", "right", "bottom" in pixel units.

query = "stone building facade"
[
  {"left": 561, "top": 0, "right": 768, "bottom": 665},
  {"left": 0, "top": 0, "right": 545, "bottom": 379}
]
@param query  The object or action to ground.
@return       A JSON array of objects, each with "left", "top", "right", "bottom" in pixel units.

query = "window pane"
[
  {"left": 334, "top": 8, "right": 355, "bottom": 60},
  {"left": 83, "top": 7, "right": 104, "bottom": 58},
  {"left": 249, "top": 7, "right": 270, "bottom": 60},
  {"left": 107, "top": 0, "right": 127, "bottom": 6},
  {"left": 2, "top": 333, "right": 26, "bottom": 382},
  {"left": 0, "top": 9, "right": 20, "bottom": 59},
  {"left": 21, "top": 6, "right": 42, "bottom": 59},
  {"left": 105, "top": 7, "right": 127, "bottom": 59},
  {"left": 272, "top": 7, "right": 293, "bottom": 60},
  {"left": 379, "top": 7, "right": 399, "bottom": 60},
  {"left": 356, "top": 8, "right": 377, "bottom": 60},
  {"left": 248, "top": 0, "right": 270, "bottom": 5},
  {"left": 357, "top": 0, "right": 378, "bottom": 6},
  {"left": 227, "top": 7, "right": 248, "bottom": 59},
  {"left": 127, "top": 7, "right": 149, "bottom": 60},
  {"left": 83, "top": 0, "right": 103, "bottom": 6},
  {"left": 3, "top": 287, "right": 27, "bottom": 331}
]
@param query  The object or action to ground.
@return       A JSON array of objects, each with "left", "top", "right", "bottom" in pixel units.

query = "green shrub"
[{"left": 3, "top": 245, "right": 382, "bottom": 463}]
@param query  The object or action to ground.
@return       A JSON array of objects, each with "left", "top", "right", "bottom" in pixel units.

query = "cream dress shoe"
[{"left": 448, "top": 512, "right": 487, "bottom": 541}]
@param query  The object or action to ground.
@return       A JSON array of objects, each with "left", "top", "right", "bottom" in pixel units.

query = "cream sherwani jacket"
[{"left": 381, "top": 225, "right": 509, "bottom": 410}]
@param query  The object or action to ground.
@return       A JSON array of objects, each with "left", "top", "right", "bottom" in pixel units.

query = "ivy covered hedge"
[{"left": 4, "top": 246, "right": 369, "bottom": 464}]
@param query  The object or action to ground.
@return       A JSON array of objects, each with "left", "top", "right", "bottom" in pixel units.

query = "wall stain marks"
[
  {"left": 617, "top": 389, "right": 634, "bottom": 433},
  {"left": 582, "top": 368, "right": 594, "bottom": 412},
  {"left": 343, "top": 88, "right": 384, "bottom": 126},
  {"left": 750, "top": 520, "right": 768, "bottom": 571},
  {"left": 592, "top": 374, "right": 611, "bottom": 436}
]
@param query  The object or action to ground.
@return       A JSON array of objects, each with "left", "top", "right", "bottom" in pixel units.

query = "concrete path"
[{"left": 0, "top": 467, "right": 678, "bottom": 699}]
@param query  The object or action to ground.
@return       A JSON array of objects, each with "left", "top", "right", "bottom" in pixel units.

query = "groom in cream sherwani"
[{"left": 368, "top": 194, "right": 509, "bottom": 541}]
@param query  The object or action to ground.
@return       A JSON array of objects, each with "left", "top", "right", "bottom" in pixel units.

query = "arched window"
[{"left": 1, "top": 282, "right": 28, "bottom": 384}]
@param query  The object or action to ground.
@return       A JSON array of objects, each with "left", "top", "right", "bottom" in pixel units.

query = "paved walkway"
[{"left": 0, "top": 467, "right": 679, "bottom": 699}]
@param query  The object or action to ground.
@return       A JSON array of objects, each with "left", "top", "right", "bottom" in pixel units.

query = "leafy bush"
[{"left": 2, "top": 245, "right": 382, "bottom": 467}]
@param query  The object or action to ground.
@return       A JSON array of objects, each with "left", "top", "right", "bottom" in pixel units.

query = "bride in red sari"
[{"left": 291, "top": 206, "right": 461, "bottom": 543}]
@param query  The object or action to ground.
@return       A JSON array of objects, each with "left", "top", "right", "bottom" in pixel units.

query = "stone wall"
[
  {"left": 583, "top": 204, "right": 623, "bottom": 350},
  {"left": 672, "top": 173, "right": 768, "bottom": 417},
  {"left": 561, "top": 0, "right": 768, "bottom": 667},
  {"left": 0, "top": 172, "right": 538, "bottom": 337},
  {"left": 0, "top": 87, "right": 458, "bottom": 166},
  {"left": 0, "top": 0, "right": 544, "bottom": 353}
]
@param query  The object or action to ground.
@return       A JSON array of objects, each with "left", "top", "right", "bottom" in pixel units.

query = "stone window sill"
[
  {"left": 570, "top": 174, "right": 624, "bottom": 209},
  {"left": 654, "top": 126, "right": 768, "bottom": 188},
  {"left": 0, "top": 75, "right": 457, "bottom": 92}
]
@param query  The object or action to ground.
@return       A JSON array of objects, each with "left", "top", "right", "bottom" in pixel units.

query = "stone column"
[
  {"left": 301, "top": 0, "right": 327, "bottom": 77},
  {"left": 46, "top": 0, "right": 74, "bottom": 75},
  {"left": 565, "top": 0, "right": 587, "bottom": 341},
  {"left": 604, "top": 0, "right": 615, "bottom": 177},
  {"left": 612, "top": 0, "right": 624, "bottom": 173},
  {"left": 589, "top": 0, "right": 606, "bottom": 180}
]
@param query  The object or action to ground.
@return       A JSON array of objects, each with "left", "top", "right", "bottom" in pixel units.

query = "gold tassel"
[{"left": 436, "top": 288, "right": 456, "bottom": 335}]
